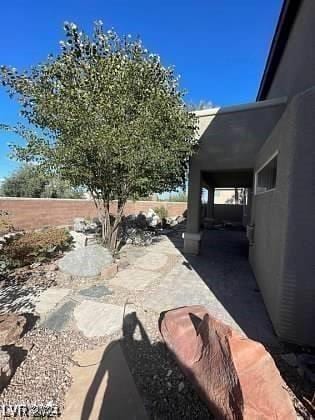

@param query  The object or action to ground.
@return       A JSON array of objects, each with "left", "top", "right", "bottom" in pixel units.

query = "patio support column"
[
  {"left": 184, "top": 162, "right": 202, "bottom": 255},
  {"left": 206, "top": 187, "right": 214, "bottom": 218}
]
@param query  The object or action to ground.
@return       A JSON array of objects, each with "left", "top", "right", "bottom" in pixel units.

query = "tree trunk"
[{"left": 91, "top": 192, "right": 126, "bottom": 252}]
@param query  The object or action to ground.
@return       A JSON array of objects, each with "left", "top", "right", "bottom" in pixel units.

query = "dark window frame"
[{"left": 255, "top": 152, "right": 278, "bottom": 194}]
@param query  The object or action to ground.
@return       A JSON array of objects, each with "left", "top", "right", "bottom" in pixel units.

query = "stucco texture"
[{"left": 250, "top": 87, "right": 315, "bottom": 346}]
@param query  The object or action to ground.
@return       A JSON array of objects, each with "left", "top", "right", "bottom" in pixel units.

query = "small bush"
[
  {"left": 1, "top": 228, "right": 73, "bottom": 269},
  {"left": 154, "top": 206, "right": 168, "bottom": 220},
  {"left": 0, "top": 218, "right": 14, "bottom": 236}
]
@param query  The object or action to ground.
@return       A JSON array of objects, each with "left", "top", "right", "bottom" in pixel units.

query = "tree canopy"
[
  {"left": 0, "top": 21, "right": 197, "bottom": 249},
  {"left": 0, "top": 165, "right": 84, "bottom": 198}
]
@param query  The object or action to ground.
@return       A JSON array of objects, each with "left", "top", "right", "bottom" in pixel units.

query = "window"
[{"left": 255, "top": 153, "right": 278, "bottom": 194}]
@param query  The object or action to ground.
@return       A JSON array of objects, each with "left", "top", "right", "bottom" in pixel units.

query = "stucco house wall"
[
  {"left": 265, "top": 0, "right": 315, "bottom": 100},
  {"left": 250, "top": 87, "right": 315, "bottom": 345},
  {"left": 249, "top": 0, "right": 315, "bottom": 345}
]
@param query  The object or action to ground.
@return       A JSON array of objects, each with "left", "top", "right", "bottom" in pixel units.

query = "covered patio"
[{"left": 184, "top": 97, "right": 286, "bottom": 255}]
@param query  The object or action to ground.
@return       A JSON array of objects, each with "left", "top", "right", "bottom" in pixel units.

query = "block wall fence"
[{"left": 0, "top": 198, "right": 187, "bottom": 230}]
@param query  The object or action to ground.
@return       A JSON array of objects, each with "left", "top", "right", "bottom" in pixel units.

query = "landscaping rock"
[
  {"left": 135, "top": 213, "right": 148, "bottom": 229},
  {"left": 57, "top": 245, "right": 113, "bottom": 277},
  {"left": 78, "top": 285, "right": 112, "bottom": 299},
  {"left": 0, "top": 350, "right": 12, "bottom": 391},
  {"left": 41, "top": 300, "right": 77, "bottom": 332},
  {"left": 74, "top": 301, "right": 131, "bottom": 337},
  {"left": 73, "top": 217, "right": 86, "bottom": 232},
  {"left": 70, "top": 231, "right": 87, "bottom": 249},
  {"left": 0, "top": 313, "right": 26, "bottom": 346},
  {"left": 159, "top": 305, "right": 295, "bottom": 420},
  {"left": 34, "top": 288, "right": 71, "bottom": 315},
  {"left": 101, "top": 262, "right": 118, "bottom": 280}
]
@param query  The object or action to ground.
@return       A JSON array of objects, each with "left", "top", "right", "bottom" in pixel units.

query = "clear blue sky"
[{"left": 0, "top": 0, "right": 282, "bottom": 178}]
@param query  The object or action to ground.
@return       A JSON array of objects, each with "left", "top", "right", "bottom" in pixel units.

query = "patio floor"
[{"left": 167, "top": 225, "right": 278, "bottom": 347}]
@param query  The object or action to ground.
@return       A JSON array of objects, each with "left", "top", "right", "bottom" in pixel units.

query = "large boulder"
[
  {"left": 57, "top": 245, "right": 113, "bottom": 277},
  {"left": 159, "top": 306, "right": 295, "bottom": 420},
  {"left": 0, "top": 313, "right": 26, "bottom": 346}
]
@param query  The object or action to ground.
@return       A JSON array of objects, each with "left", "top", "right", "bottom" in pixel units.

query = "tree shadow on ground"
[
  {"left": 0, "top": 268, "right": 54, "bottom": 313},
  {"left": 81, "top": 311, "right": 212, "bottom": 420}
]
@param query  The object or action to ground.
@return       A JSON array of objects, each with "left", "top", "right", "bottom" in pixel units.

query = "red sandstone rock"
[
  {"left": 0, "top": 313, "right": 26, "bottom": 346},
  {"left": 159, "top": 305, "right": 295, "bottom": 420}
]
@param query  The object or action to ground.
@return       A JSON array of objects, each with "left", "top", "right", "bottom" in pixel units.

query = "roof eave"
[{"left": 256, "top": 0, "right": 303, "bottom": 101}]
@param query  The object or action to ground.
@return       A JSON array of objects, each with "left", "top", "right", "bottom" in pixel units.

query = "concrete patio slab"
[
  {"left": 144, "top": 261, "right": 242, "bottom": 332},
  {"left": 34, "top": 288, "right": 71, "bottom": 315},
  {"left": 134, "top": 252, "right": 168, "bottom": 271},
  {"left": 62, "top": 342, "right": 148, "bottom": 420},
  {"left": 146, "top": 237, "right": 183, "bottom": 255},
  {"left": 74, "top": 301, "right": 131, "bottom": 337},
  {"left": 168, "top": 228, "right": 279, "bottom": 346},
  {"left": 110, "top": 268, "right": 160, "bottom": 290}
]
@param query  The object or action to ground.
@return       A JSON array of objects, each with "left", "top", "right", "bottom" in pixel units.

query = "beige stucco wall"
[
  {"left": 250, "top": 87, "right": 315, "bottom": 345},
  {"left": 266, "top": 0, "right": 315, "bottom": 99}
]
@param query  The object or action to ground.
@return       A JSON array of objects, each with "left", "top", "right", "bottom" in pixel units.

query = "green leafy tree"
[
  {"left": 0, "top": 21, "right": 197, "bottom": 250},
  {"left": 0, "top": 165, "right": 84, "bottom": 198},
  {"left": 187, "top": 100, "right": 214, "bottom": 111}
]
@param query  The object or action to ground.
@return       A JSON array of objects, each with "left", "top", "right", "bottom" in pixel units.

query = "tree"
[
  {"left": 0, "top": 21, "right": 197, "bottom": 250},
  {"left": 0, "top": 165, "right": 84, "bottom": 198},
  {"left": 187, "top": 100, "right": 214, "bottom": 112}
]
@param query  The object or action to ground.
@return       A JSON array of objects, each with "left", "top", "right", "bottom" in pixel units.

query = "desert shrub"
[
  {"left": 1, "top": 228, "right": 72, "bottom": 269},
  {"left": 154, "top": 206, "right": 168, "bottom": 220},
  {"left": 0, "top": 210, "right": 14, "bottom": 236},
  {"left": 0, "top": 218, "right": 14, "bottom": 236}
]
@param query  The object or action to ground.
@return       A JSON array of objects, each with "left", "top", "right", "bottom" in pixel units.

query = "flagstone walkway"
[{"left": 1, "top": 228, "right": 277, "bottom": 346}]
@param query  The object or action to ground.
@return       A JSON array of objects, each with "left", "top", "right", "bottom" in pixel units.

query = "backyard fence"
[{"left": 0, "top": 197, "right": 187, "bottom": 230}]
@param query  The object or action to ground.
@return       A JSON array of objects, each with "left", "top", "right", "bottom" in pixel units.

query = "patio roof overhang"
[{"left": 192, "top": 97, "right": 287, "bottom": 172}]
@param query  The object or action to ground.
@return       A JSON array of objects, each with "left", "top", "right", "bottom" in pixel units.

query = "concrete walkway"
[{"left": 171, "top": 227, "right": 278, "bottom": 346}]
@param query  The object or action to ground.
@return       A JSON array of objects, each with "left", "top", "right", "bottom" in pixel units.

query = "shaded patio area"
[{"left": 169, "top": 224, "right": 278, "bottom": 347}]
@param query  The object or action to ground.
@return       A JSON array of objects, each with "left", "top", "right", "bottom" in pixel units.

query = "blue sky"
[{"left": 0, "top": 0, "right": 282, "bottom": 178}]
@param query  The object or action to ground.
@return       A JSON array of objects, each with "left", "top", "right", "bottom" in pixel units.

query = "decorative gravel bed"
[{"left": 0, "top": 328, "right": 108, "bottom": 416}]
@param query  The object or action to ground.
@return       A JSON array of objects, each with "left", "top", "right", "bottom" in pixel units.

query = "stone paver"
[
  {"left": 146, "top": 237, "right": 183, "bottom": 256},
  {"left": 34, "top": 288, "right": 71, "bottom": 315},
  {"left": 110, "top": 268, "right": 160, "bottom": 290},
  {"left": 74, "top": 301, "right": 131, "bottom": 337},
  {"left": 41, "top": 300, "right": 76, "bottom": 331},
  {"left": 57, "top": 245, "right": 113, "bottom": 277},
  {"left": 62, "top": 343, "right": 148, "bottom": 420},
  {"left": 144, "top": 260, "right": 243, "bottom": 333},
  {"left": 134, "top": 252, "right": 169, "bottom": 271},
  {"left": 78, "top": 285, "right": 112, "bottom": 299}
]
